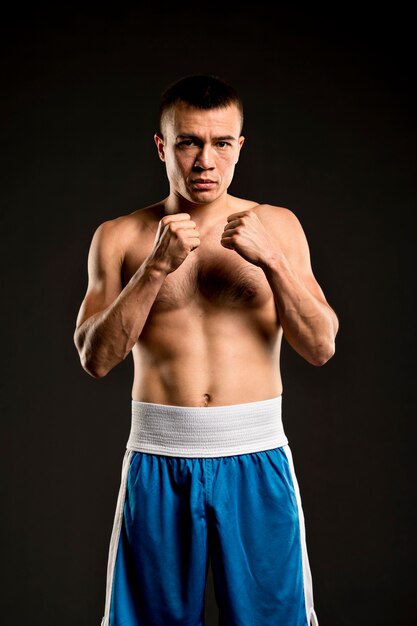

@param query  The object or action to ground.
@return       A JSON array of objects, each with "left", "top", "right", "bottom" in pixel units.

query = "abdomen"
[{"left": 132, "top": 301, "right": 282, "bottom": 406}]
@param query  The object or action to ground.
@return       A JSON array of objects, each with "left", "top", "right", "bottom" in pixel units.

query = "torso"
[{"left": 120, "top": 195, "right": 283, "bottom": 406}]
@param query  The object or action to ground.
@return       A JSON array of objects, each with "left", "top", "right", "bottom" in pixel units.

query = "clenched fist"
[
  {"left": 221, "top": 210, "right": 275, "bottom": 267},
  {"left": 148, "top": 213, "right": 200, "bottom": 274}
]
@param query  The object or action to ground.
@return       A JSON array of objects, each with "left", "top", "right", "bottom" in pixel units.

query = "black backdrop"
[{"left": 1, "top": 4, "right": 416, "bottom": 626}]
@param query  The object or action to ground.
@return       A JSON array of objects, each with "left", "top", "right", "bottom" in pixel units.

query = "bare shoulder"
[
  {"left": 256, "top": 203, "right": 301, "bottom": 225},
  {"left": 227, "top": 197, "right": 305, "bottom": 239},
  {"left": 90, "top": 201, "right": 162, "bottom": 253},
  {"left": 255, "top": 203, "right": 306, "bottom": 240},
  {"left": 253, "top": 203, "right": 315, "bottom": 272}
]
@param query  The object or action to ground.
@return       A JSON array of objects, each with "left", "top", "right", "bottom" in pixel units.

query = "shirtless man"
[{"left": 74, "top": 75, "right": 338, "bottom": 626}]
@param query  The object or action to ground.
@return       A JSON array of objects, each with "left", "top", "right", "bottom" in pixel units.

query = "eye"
[
  {"left": 216, "top": 141, "right": 231, "bottom": 149},
  {"left": 177, "top": 140, "right": 196, "bottom": 148}
]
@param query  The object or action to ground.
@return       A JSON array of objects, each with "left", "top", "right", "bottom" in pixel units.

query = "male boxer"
[{"left": 74, "top": 74, "right": 338, "bottom": 626}]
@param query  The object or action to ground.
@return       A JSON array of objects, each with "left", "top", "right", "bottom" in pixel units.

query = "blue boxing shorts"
[{"left": 100, "top": 396, "right": 319, "bottom": 626}]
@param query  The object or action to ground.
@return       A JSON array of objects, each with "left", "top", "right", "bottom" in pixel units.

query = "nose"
[{"left": 193, "top": 144, "right": 215, "bottom": 171}]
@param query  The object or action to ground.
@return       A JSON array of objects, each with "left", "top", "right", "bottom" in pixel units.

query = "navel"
[{"left": 203, "top": 393, "right": 211, "bottom": 407}]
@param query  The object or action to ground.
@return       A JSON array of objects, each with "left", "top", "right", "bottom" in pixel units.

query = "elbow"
[
  {"left": 79, "top": 348, "right": 111, "bottom": 378},
  {"left": 73, "top": 328, "right": 109, "bottom": 379},
  {"left": 309, "top": 316, "right": 338, "bottom": 366},
  {"left": 81, "top": 358, "right": 109, "bottom": 379},
  {"left": 309, "top": 340, "right": 336, "bottom": 367}
]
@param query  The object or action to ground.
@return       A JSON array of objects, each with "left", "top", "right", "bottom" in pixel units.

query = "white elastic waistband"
[{"left": 126, "top": 396, "right": 288, "bottom": 458}]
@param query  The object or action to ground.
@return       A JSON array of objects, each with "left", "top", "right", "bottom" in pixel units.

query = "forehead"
[{"left": 163, "top": 102, "right": 242, "bottom": 137}]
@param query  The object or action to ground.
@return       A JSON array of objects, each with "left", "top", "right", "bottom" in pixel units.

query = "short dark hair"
[{"left": 159, "top": 74, "right": 244, "bottom": 134}]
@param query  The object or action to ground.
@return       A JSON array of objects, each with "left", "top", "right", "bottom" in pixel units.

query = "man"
[{"left": 74, "top": 74, "right": 338, "bottom": 626}]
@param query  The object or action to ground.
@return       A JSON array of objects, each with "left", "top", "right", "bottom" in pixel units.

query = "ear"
[
  {"left": 154, "top": 132, "right": 166, "bottom": 162},
  {"left": 236, "top": 135, "right": 245, "bottom": 163}
]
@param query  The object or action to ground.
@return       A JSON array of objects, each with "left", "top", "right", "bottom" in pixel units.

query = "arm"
[
  {"left": 74, "top": 213, "right": 200, "bottom": 378},
  {"left": 221, "top": 206, "right": 339, "bottom": 366}
]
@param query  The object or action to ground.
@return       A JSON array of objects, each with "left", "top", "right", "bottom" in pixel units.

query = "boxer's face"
[{"left": 154, "top": 102, "right": 245, "bottom": 204}]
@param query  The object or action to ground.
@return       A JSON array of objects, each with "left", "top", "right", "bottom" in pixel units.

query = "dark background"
[{"left": 1, "top": 3, "right": 416, "bottom": 625}]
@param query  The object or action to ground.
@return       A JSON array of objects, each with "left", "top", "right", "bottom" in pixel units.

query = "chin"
[{"left": 188, "top": 188, "right": 222, "bottom": 203}]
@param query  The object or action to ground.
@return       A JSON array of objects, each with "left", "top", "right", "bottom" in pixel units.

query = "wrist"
[
  {"left": 143, "top": 259, "right": 169, "bottom": 281},
  {"left": 260, "top": 251, "right": 284, "bottom": 274}
]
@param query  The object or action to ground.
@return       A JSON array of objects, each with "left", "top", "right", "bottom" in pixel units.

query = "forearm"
[
  {"left": 263, "top": 255, "right": 338, "bottom": 366},
  {"left": 74, "top": 263, "right": 167, "bottom": 377}
]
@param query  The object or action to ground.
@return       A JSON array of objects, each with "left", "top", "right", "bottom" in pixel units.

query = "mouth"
[{"left": 191, "top": 179, "right": 217, "bottom": 190}]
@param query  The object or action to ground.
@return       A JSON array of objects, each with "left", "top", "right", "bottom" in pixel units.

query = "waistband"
[{"left": 126, "top": 396, "right": 288, "bottom": 458}]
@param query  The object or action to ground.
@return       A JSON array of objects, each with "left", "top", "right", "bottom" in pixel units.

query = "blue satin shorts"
[{"left": 101, "top": 445, "right": 318, "bottom": 625}]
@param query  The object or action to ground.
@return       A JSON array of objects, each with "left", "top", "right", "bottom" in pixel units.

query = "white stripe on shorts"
[
  {"left": 101, "top": 448, "right": 133, "bottom": 626},
  {"left": 282, "top": 445, "right": 319, "bottom": 626},
  {"left": 127, "top": 395, "right": 288, "bottom": 457}
]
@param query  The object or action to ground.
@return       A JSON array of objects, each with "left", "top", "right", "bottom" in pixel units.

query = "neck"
[{"left": 164, "top": 190, "right": 232, "bottom": 221}]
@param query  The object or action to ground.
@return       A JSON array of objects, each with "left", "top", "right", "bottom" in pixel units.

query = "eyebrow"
[{"left": 176, "top": 134, "right": 237, "bottom": 142}]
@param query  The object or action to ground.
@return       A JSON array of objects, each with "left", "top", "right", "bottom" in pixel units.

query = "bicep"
[
  {"left": 75, "top": 221, "right": 123, "bottom": 328},
  {"left": 274, "top": 208, "right": 329, "bottom": 304}
]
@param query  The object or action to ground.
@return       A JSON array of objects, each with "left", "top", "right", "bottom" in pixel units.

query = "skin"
[{"left": 74, "top": 102, "right": 339, "bottom": 407}]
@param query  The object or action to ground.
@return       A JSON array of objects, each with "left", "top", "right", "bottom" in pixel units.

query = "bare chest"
[{"left": 122, "top": 234, "right": 272, "bottom": 312}]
